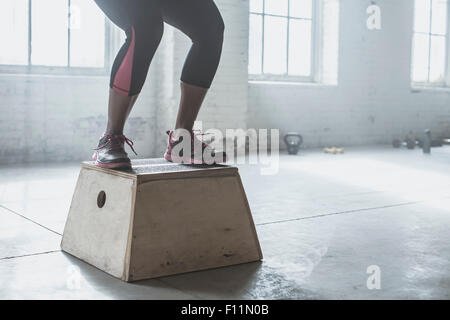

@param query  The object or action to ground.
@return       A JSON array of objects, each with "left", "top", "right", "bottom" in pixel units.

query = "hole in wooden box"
[{"left": 97, "top": 191, "right": 106, "bottom": 208}]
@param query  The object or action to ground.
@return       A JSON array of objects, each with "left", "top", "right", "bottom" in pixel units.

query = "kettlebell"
[{"left": 284, "top": 133, "right": 303, "bottom": 155}]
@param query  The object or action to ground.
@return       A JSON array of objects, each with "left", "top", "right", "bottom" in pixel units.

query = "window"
[
  {"left": 249, "top": 0, "right": 317, "bottom": 81},
  {"left": 412, "top": 0, "right": 449, "bottom": 86},
  {"left": 0, "top": 0, "right": 109, "bottom": 74}
]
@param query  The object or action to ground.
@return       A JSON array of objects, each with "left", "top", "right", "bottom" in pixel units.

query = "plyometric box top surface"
[{"left": 82, "top": 158, "right": 238, "bottom": 182}]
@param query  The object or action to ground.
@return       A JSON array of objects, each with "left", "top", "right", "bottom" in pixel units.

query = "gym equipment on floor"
[
  {"left": 392, "top": 138, "right": 419, "bottom": 149},
  {"left": 284, "top": 133, "right": 303, "bottom": 155},
  {"left": 323, "top": 147, "right": 344, "bottom": 154},
  {"left": 423, "top": 129, "right": 431, "bottom": 154}
]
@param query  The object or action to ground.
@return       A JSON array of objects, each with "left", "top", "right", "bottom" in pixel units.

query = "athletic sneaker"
[
  {"left": 93, "top": 132, "right": 137, "bottom": 169},
  {"left": 164, "top": 130, "right": 227, "bottom": 165}
]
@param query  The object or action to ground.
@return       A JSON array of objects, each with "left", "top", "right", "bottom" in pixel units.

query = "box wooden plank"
[{"left": 62, "top": 158, "right": 262, "bottom": 282}]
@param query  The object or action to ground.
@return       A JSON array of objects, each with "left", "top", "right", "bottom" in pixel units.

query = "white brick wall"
[
  {"left": 0, "top": 73, "right": 157, "bottom": 164},
  {"left": 249, "top": 0, "right": 450, "bottom": 148}
]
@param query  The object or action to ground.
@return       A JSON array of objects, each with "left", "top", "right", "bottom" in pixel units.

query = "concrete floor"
[{"left": 1, "top": 146, "right": 450, "bottom": 299}]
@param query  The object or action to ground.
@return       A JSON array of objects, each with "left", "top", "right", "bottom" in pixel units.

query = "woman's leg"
[
  {"left": 93, "top": 0, "right": 164, "bottom": 168},
  {"left": 174, "top": 82, "right": 207, "bottom": 131},
  {"left": 161, "top": 0, "right": 225, "bottom": 132},
  {"left": 161, "top": 0, "right": 227, "bottom": 164},
  {"left": 106, "top": 89, "right": 138, "bottom": 134}
]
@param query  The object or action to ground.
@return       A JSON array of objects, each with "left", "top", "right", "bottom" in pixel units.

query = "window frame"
[
  {"left": 0, "top": 0, "right": 115, "bottom": 76},
  {"left": 411, "top": 0, "right": 450, "bottom": 87},
  {"left": 248, "top": 0, "right": 321, "bottom": 83}
]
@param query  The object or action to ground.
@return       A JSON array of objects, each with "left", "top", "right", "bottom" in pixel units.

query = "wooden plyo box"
[{"left": 61, "top": 159, "right": 262, "bottom": 282}]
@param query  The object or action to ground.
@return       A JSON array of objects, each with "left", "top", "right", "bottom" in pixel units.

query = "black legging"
[{"left": 94, "top": 0, "right": 224, "bottom": 96}]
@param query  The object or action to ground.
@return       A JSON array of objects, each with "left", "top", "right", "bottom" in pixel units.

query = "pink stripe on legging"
[{"left": 112, "top": 26, "right": 136, "bottom": 96}]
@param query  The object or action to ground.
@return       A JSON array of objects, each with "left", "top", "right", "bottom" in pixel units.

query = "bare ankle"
[
  {"left": 172, "top": 128, "right": 192, "bottom": 140},
  {"left": 105, "top": 127, "right": 123, "bottom": 135}
]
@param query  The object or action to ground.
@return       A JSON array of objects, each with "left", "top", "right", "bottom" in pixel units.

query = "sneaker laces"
[
  {"left": 191, "top": 130, "right": 213, "bottom": 148},
  {"left": 95, "top": 133, "right": 138, "bottom": 155}
]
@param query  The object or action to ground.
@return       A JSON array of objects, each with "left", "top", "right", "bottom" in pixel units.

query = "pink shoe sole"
[
  {"left": 164, "top": 152, "right": 227, "bottom": 165},
  {"left": 93, "top": 154, "right": 132, "bottom": 169}
]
